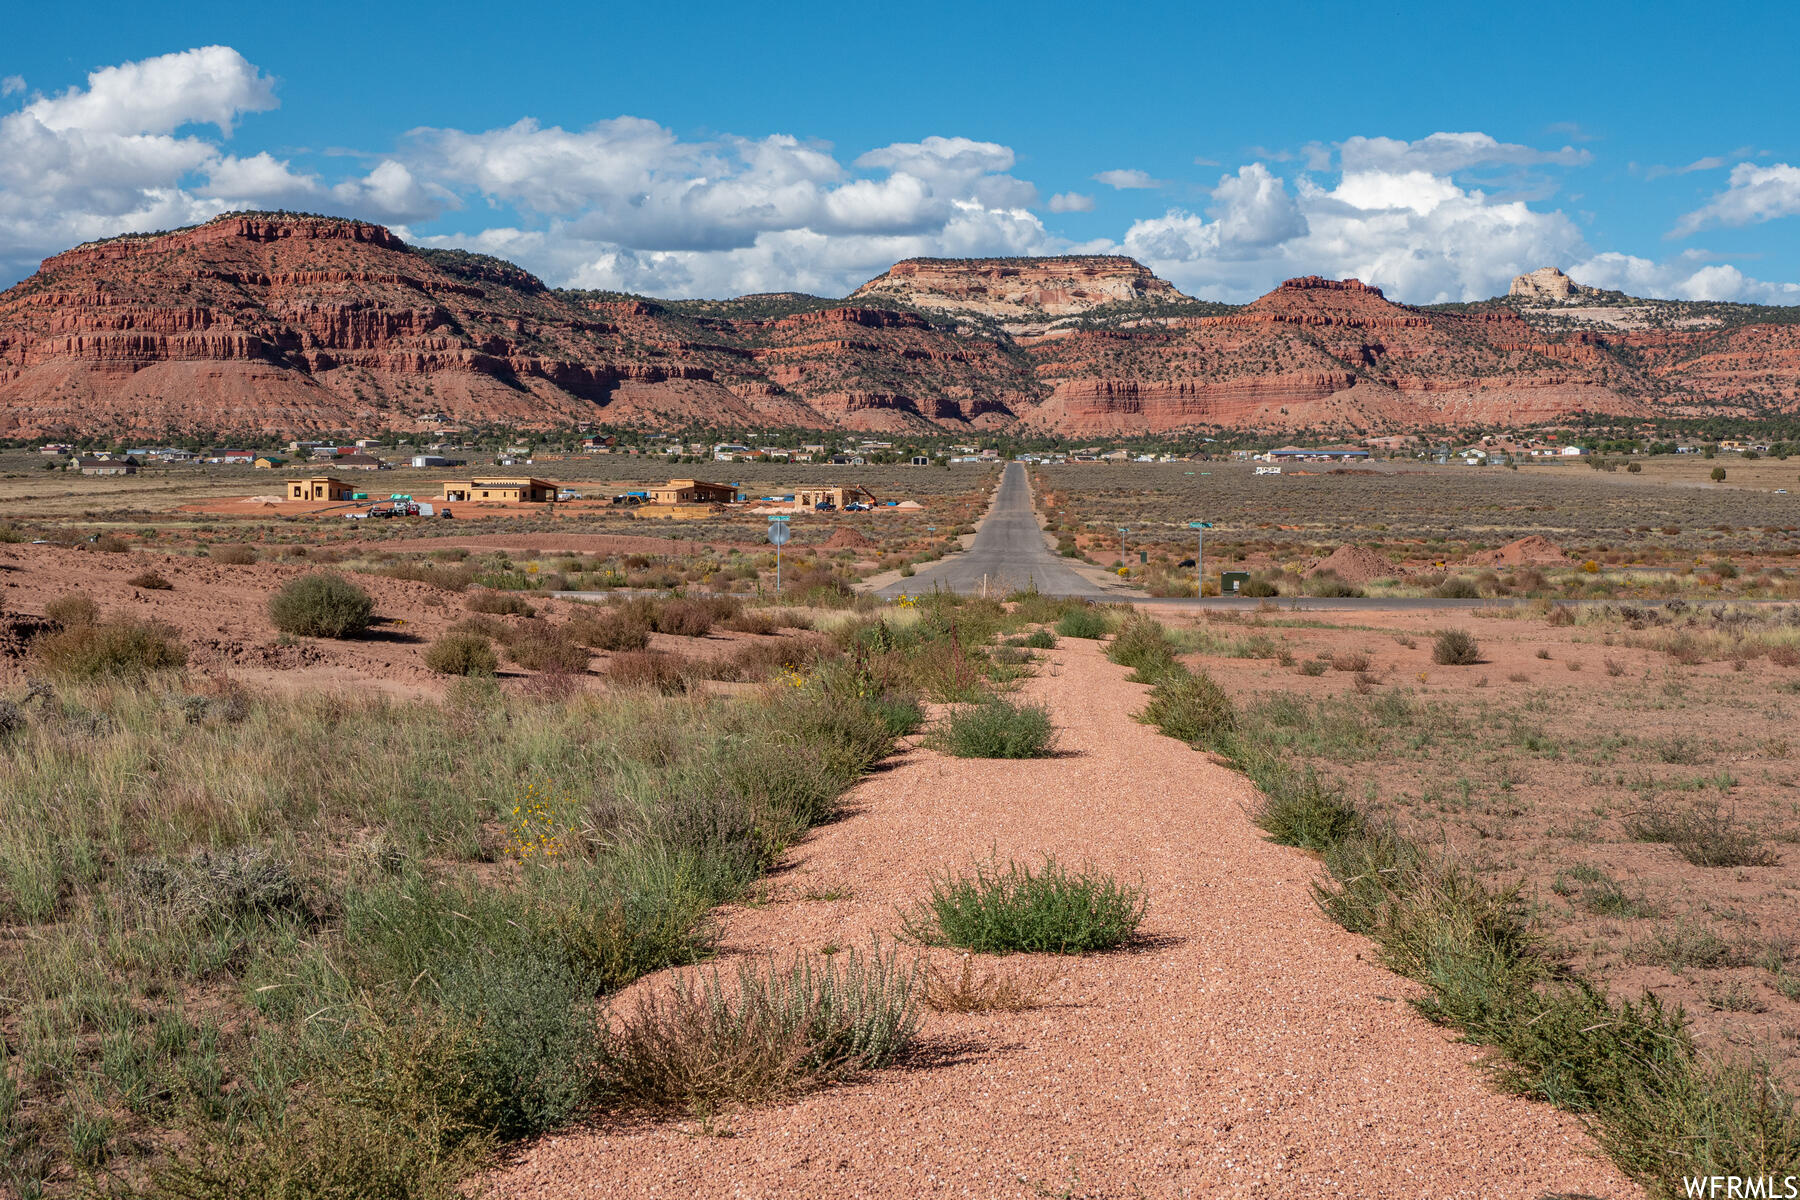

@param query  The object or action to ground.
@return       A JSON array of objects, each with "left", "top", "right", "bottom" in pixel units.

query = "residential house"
[
  {"left": 647, "top": 479, "right": 738, "bottom": 505},
  {"left": 75, "top": 456, "right": 138, "bottom": 476},
  {"left": 335, "top": 453, "right": 387, "bottom": 471},
  {"left": 288, "top": 477, "right": 353, "bottom": 502},
  {"left": 440, "top": 478, "right": 558, "bottom": 503}
]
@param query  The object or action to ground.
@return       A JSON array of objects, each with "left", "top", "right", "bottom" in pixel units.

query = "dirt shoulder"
[{"left": 490, "top": 638, "right": 1636, "bottom": 1198}]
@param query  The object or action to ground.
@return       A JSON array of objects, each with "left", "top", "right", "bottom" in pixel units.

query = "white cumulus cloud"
[
  {"left": 1672, "top": 162, "right": 1800, "bottom": 236},
  {"left": 1093, "top": 168, "right": 1166, "bottom": 190},
  {"left": 1336, "top": 132, "right": 1591, "bottom": 174},
  {"left": 1048, "top": 192, "right": 1094, "bottom": 213}
]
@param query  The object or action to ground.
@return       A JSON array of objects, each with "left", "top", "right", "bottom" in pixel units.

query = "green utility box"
[
  {"left": 351, "top": 493, "right": 368, "bottom": 501},
  {"left": 1221, "top": 571, "right": 1251, "bottom": 596}
]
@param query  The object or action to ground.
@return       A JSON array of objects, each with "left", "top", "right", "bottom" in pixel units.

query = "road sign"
[
  {"left": 767, "top": 522, "right": 791, "bottom": 546},
  {"left": 768, "top": 513, "right": 791, "bottom": 521},
  {"left": 1188, "top": 521, "right": 1214, "bottom": 529}
]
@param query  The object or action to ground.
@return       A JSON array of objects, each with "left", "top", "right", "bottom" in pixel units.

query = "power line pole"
[{"left": 1189, "top": 521, "right": 1213, "bottom": 598}]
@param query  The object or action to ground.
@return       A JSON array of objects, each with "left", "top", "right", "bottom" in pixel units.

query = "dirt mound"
[
  {"left": 1466, "top": 535, "right": 1570, "bottom": 567},
  {"left": 821, "top": 526, "right": 876, "bottom": 550},
  {"left": 1305, "top": 544, "right": 1406, "bottom": 584}
]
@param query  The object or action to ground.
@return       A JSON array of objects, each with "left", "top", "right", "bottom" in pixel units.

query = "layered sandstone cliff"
[{"left": 4, "top": 218, "right": 1798, "bottom": 439}]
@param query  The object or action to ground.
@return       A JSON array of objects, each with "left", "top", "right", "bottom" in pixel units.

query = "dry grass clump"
[
  {"left": 504, "top": 623, "right": 591, "bottom": 674},
  {"left": 1330, "top": 651, "right": 1371, "bottom": 673},
  {"left": 127, "top": 569, "right": 173, "bottom": 590},
  {"left": 44, "top": 591, "right": 100, "bottom": 629},
  {"left": 601, "top": 946, "right": 922, "bottom": 1113},
  {"left": 924, "top": 955, "right": 1051, "bottom": 1013},
  {"left": 210, "top": 544, "right": 257, "bottom": 565},
  {"left": 720, "top": 608, "right": 813, "bottom": 635},
  {"left": 1625, "top": 800, "right": 1780, "bottom": 868},
  {"left": 566, "top": 605, "right": 652, "bottom": 652},
  {"left": 424, "top": 633, "right": 499, "bottom": 677},
  {"left": 604, "top": 649, "right": 697, "bottom": 694},
  {"left": 647, "top": 598, "right": 718, "bottom": 638},
  {"left": 708, "top": 634, "right": 834, "bottom": 683},
  {"left": 465, "top": 588, "right": 535, "bottom": 617},
  {"left": 1431, "top": 629, "right": 1482, "bottom": 665},
  {"left": 30, "top": 617, "right": 188, "bottom": 680}
]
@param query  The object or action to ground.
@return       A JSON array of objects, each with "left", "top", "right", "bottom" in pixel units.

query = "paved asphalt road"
[
  {"left": 873, "top": 462, "right": 1119, "bottom": 599},
  {"left": 869, "top": 463, "right": 1583, "bottom": 611}
]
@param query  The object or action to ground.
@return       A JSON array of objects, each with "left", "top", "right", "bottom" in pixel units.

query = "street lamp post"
[{"left": 1188, "top": 521, "right": 1213, "bottom": 598}]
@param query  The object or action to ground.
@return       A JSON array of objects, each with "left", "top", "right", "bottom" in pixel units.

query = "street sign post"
[
  {"left": 1188, "top": 521, "right": 1214, "bottom": 598},
  {"left": 767, "top": 517, "right": 790, "bottom": 593}
]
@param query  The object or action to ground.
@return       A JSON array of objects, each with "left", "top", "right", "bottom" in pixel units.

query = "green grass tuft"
[{"left": 902, "top": 856, "right": 1146, "bottom": 954}]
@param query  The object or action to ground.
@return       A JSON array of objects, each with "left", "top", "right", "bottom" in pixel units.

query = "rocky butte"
[
  {"left": 1, "top": 215, "right": 1796, "bottom": 439},
  {"left": 851, "top": 255, "right": 1182, "bottom": 327}
]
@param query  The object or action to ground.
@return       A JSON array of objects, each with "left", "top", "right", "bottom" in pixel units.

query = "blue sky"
[{"left": 4, "top": 0, "right": 1798, "bottom": 304}]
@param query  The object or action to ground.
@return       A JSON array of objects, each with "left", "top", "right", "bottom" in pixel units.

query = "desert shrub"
[
  {"left": 378, "top": 561, "right": 479, "bottom": 591},
  {"left": 424, "top": 633, "right": 498, "bottom": 677},
  {"left": 649, "top": 599, "right": 715, "bottom": 637},
  {"left": 1020, "top": 629, "right": 1057, "bottom": 650},
  {"left": 157, "top": 1070, "right": 490, "bottom": 1200},
  {"left": 1626, "top": 801, "right": 1779, "bottom": 868},
  {"left": 90, "top": 534, "right": 129, "bottom": 553},
  {"left": 432, "top": 942, "right": 600, "bottom": 1139},
  {"left": 869, "top": 693, "right": 924, "bottom": 738},
  {"left": 1241, "top": 576, "right": 1280, "bottom": 598},
  {"left": 44, "top": 591, "right": 100, "bottom": 628},
  {"left": 712, "top": 634, "right": 834, "bottom": 683},
  {"left": 1105, "top": 617, "right": 1180, "bottom": 682},
  {"left": 1330, "top": 651, "right": 1371, "bottom": 673},
  {"left": 903, "top": 857, "right": 1145, "bottom": 954},
  {"left": 127, "top": 569, "right": 173, "bottom": 590},
  {"left": 1053, "top": 607, "right": 1112, "bottom": 639},
  {"left": 505, "top": 625, "right": 591, "bottom": 674},
  {"left": 464, "top": 589, "right": 534, "bottom": 617},
  {"left": 1304, "top": 571, "right": 1364, "bottom": 598},
  {"left": 211, "top": 545, "right": 256, "bottom": 565},
  {"left": 31, "top": 617, "right": 188, "bottom": 680},
  {"left": 124, "top": 846, "right": 310, "bottom": 924},
  {"left": 1431, "top": 629, "right": 1481, "bottom": 665},
  {"left": 601, "top": 945, "right": 921, "bottom": 1112},
  {"left": 929, "top": 696, "right": 1056, "bottom": 759},
  {"left": 1297, "top": 658, "right": 1329, "bottom": 677},
  {"left": 1433, "top": 576, "right": 1481, "bottom": 599},
  {"left": 447, "top": 614, "right": 511, "bottom": 644},
  {"left": 785, "top": 568, "right": 853, "bottom": 602},
  {"left": 924, "top": 956, "right": 1050, "bottom": 1013},
  {"left": 1251, "top": 768, "right": 1364, "bottom": 851},
  {"left": 1139, "top": 667, "right": 1236, "bottom": 749},
  {"left": 567, "top": 605, "right": 652, "bottom": 652},
  {"left": 719, "top": 610, "right": 776, "bottom": 635},
  {"left": 270, "top": 573, "right": 375, "bottom": 638},
  {"left": 604, "top": 650, "right": 694, "bottom": 694}
]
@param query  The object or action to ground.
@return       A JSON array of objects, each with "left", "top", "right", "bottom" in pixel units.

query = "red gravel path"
[{"left": 491, "top": 638, "right": 1639, "bottom": 1199}]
